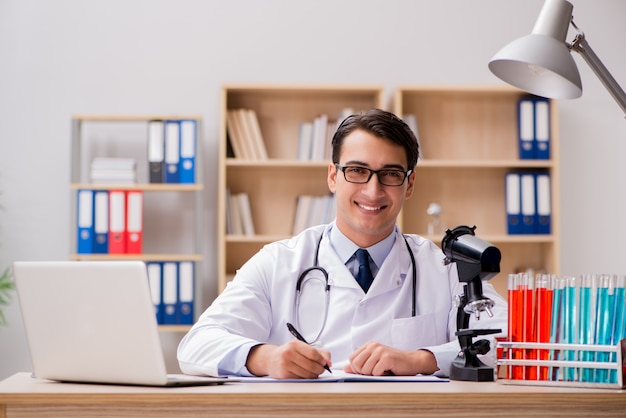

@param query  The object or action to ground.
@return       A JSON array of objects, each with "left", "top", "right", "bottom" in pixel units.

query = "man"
[{"left": 177, "top": 108, "right": 507, "bottom": 379}]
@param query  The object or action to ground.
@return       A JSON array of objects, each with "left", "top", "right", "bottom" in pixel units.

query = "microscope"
[{"left": 441, "top": 225, "right": 502, "bottom": 382}]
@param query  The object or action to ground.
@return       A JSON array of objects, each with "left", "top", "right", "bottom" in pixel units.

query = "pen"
[{"left": 286, "top": 322, "right": 332, "bottom": 374}]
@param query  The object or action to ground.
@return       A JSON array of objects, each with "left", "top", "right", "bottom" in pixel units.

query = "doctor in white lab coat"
[{"left": 178, "top": 109, "right": 507, "bottom": 379}]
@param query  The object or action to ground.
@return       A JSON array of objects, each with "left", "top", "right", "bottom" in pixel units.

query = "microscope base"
[{"left": 449, "top": 357, "right": 495, "bottom": 382}]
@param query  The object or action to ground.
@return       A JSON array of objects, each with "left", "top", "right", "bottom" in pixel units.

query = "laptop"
[{"left": 14, "top": 260, "right": 236, "bottom": 387}]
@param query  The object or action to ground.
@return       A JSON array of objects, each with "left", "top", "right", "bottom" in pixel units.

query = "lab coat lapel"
[
  {"left": 317, "top": 228, "right": 361, "bottom": 290},
  {"left": 366, "top": 231, "right": 411, "bottom": 298}
]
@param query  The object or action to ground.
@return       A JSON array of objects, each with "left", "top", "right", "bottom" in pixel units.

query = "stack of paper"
[{"left": 90, "top": 157, "right": 137, "bottom": 184}]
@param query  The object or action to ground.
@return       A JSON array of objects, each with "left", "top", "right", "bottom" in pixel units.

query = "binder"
[
  {"left": 93, "top": 190, "right": 109, "bottom": 254},
  {"left": 125, "top": 190, "right": 143, "bottom": 254},
  {"left": 146, "top": 262, "right": 163, "bottom": 324},
  {"left": 147, "top": 120, "right": 164, "bottom": 183},
  {"left": 161, "top": 262, "right": 178, "bottom": 325},
  {"left": 108, "top": 190, "right": 127, "bottom": 254},
  {"left": 534, "top": 98, "right": 550, "bottom": 159},
  {"left": 505, "top": 173, "right": 522, "bottom": 234},
  {"left": 177, "top": 261, "right": 194, "bottom": 325},
  {"left": 535, "top": 173, "right": 551, "bottom": 234},
  {"left": 518, "top": 97, "right": 535, "bottom": 160},
  {"left": 76, "top": 190, "right": 94, "bottom": 254},
  {"left": 164, "top": 120, "right": 180, "bottom": 183},
  {"left": 179, "top": 120, "right": 196, "bottom": 184},
  {"left": 520, "top": 173, "right": 536, "bottom": 234}
]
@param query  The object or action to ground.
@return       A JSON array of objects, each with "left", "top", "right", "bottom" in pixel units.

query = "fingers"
[
  {"left": 347, "top": 341, "right": 401, "bottom": 376},
  {"left": 348, "top": 343, "right": 439, "bottom": 376},
  {"left": 272, "top": 340, "right": 331, "bottom": 379}
]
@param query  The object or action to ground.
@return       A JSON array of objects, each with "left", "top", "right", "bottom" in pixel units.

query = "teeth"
[{"left": 359, "top": 203, "right": 382, "bottom": 211}]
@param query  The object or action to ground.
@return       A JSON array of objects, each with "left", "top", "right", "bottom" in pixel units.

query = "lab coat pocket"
[{"left": 391, "top": 308, "right": 449, "bottom": 349}]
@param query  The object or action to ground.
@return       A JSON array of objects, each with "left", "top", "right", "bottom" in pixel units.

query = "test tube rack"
[{"left": 496, "top": 339, "right": 626, "bottom": 389}]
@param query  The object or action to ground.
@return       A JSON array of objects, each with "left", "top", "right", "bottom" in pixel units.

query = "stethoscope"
[{"left": 294, "top": 232, "right": 417, "bottom": 343}]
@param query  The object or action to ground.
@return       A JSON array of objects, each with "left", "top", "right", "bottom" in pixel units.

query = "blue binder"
[
  {"left": 518, "top": 97, "right": 535, "bottom": 160},
  {"left": 534, "top": 98, "right": 550, "bottom": 160},
  {"left": 164, "top": 120, "right": 180, "bottom": 183},
  {"left": 177, "top": 261, "right": 194, "bottom": 325},
  {"left": 535, "top": 172, "right": 551, "bottom": 234},
  {"left": 520, "top": 173, "right": 536, "bottom": 234},
  {"left": 161, "top": 262, "right": 178, "bottom": 324},
  {"left": 93, "top": 190, "right": 109, "bottom": 253},
  {"left": 505, "top": 173, "right": 522, "bottom": 234},
  {"left": 146, "top": 262, "right": 163, "bottom": 324},
  {"left": 76, "top": 190, "right": 94, "bottom": 254},
  {"left": 179, "top": 120, "right": 196, "bottom": 184}
]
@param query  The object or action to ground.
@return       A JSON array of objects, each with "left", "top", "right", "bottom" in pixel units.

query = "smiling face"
[{"left": 327, "top": 129, "right": 415, "bottom": 248}]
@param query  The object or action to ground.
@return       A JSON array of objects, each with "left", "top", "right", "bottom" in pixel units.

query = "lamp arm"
[{"left": 570, "top": 32, "right": 626, "bottom": 116}]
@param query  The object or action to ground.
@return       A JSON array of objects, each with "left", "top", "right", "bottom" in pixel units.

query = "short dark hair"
[{"left": 331, "top": 108, "right": 420, "bottom": 169}]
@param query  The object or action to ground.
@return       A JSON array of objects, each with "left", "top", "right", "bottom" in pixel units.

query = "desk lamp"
[
  {"left": 442, "top": 225, "right": 502, "bottom": 382},
  {"left": 488, "top": 0, "right": 626, "bottom": 117}
]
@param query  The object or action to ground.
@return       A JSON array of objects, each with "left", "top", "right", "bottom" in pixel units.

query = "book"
[
  {"left": 236, "top": 370, "right": 448, "bottom": 383},
  {"left": 226, "top": 110, "right": 248, "bottom": 159},
  {"left": 297, "top": 122, "right": 314, "bottom": 160},
  {"left": 238, "top": 192, "right": 255, "bottom": 236},
  {"left": 245, "top": 109, "right": 268, "bottom": 160}
]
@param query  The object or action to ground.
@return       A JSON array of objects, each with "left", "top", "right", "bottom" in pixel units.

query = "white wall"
[{"left": 1, "top": 0, "right": 625, "bottom": 380}]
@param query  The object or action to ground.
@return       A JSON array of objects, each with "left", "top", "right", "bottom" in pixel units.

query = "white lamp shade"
[{"left": 489, "top": 33, "right": 582, "bottom": 99}]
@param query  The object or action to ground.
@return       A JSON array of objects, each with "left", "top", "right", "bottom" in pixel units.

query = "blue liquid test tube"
[
  {"left": 563, "top": 276, "right": 578, "bottom": 382},
  {"left": 578, "top": 274, "right": 596, "bottom": 382},
  {"left": 549, "top": 276, "right": 564, "bottom": 381},
  {"left": 594, "top": 274, "right": 614, "bottom": 383},
  {"left": 609, "top": 275, "right": 625, "bottom": 384}
]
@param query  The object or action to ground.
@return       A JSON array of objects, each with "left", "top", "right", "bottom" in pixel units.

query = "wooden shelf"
[
  {"left": 70, "top": 115, "right": 204, "bottom": 328},
  {"left": 218, "top": 84, "right": 385, "bottom": 292},
  {"left": 394, "top": 85, "right": 560, "bottom": 299}
]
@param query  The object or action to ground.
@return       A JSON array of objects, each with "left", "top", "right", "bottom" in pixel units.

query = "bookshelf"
[
  {"left": 218, "top": 84, "right": 385, "bottom": 292},
  {"left": 69, "top": 114, "right": 204, "bottom": 330},
  {"left": 394, "top": 86, "right": 560, "bottom": 298}
]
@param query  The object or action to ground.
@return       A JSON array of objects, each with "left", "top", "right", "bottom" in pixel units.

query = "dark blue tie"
[{"left": 355, "top": 249, "right": 374, "bottom": 293}]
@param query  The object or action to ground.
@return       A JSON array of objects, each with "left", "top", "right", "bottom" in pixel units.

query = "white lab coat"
[{"left": 177, "top": 223, "right": 508, "bottom": 377}]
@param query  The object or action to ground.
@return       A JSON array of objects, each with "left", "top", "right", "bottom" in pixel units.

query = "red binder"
[
  {"left": 108, "top": 190, "right": 127, "bottom": 254},
  {"left": 126, "top": 190, "right": 143, "bottom": 254}
]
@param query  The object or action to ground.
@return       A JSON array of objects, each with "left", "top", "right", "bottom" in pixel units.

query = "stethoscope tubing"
[{"left": 294, "top": 231, "right": 417, "bottom": 342}]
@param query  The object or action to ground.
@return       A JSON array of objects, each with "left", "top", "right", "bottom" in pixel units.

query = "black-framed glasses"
[{"left": 335, "top": 164, "right": 412, "bottom": 187}]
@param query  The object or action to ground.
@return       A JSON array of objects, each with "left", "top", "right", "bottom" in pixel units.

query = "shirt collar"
[{"left": 328, "top": 222, "right": 397, "bottom": 269}]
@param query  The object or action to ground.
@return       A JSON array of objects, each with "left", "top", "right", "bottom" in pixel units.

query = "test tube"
[
  {"left": 610, "top": 275, "right": 625, "bottom": 383},
  {"left": 578, "top": 274, "right": 596, "bottom": 382},
  {"left": 549, "top": 276, "right": 565, "bottom": 381},
  {"left": 520, "top": 273, "right": 535, "bottom": 380},
  {"left": 535, "top": 274, "right": 553, "bottom": 380},
  {"left": 562, "top": 276, "right": 578, "bottom": 382},
  {"left": 594, "top": 274, "right": 615, "bottom": 383},
  {"left": 507, "top": 273, "right": 523, "bottom": 380}
]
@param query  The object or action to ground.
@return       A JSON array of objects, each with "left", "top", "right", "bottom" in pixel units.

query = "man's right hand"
[{"left": 246, "top": 340, "right": 332, "bottom": 379}]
